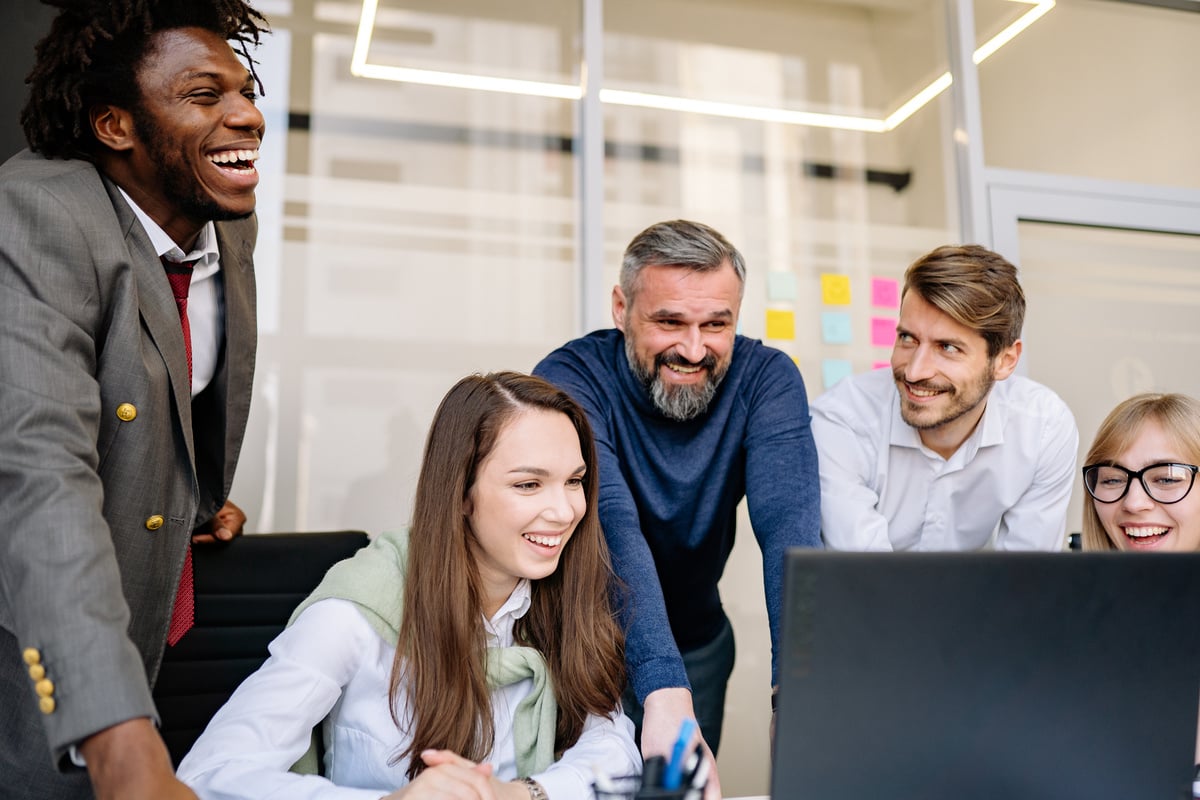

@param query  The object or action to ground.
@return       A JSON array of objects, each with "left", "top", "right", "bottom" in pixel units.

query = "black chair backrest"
[{"left": 154, "top": 530, "right": 370, "bottom": 766}]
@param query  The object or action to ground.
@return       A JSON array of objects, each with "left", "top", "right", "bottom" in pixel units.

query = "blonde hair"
[{"left": 1081, "top": 393, "right": 1200, "bottom": 551}]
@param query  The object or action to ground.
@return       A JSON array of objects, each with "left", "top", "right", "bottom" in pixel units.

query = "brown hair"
[
  {"left": 391, "top": 371, "right": 625, "bottom": 778},
  {"left": 1081, "top": 392, "right": 1200, "bottom": 551},
  {"left": 902, "top": 244, "right": 1025, "bottom": 359}
]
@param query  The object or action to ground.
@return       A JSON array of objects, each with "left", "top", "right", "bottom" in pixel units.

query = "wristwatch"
[{"left": 518, "top": 776, "right": 549, "bottom": 800}]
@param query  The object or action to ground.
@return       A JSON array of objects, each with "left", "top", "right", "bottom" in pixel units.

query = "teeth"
[
  {"left": 909, "top": 387, "right": 941, "bottom": 397},
  {"left": 667, "top": 364, "right": 701, "bottom": 374},
  {"left": 523, "top": 533, "right": 562, "bottom": 547},
  {"left": 1124, "top": 526, "right": 1168, "bottom": 538},
  {"left": 208, "top": 149, "right": 260, "bottom": 165}
]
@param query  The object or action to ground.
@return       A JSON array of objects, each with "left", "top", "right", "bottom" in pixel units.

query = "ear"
[
  {"left": 90, "top": 104, "right": 137, "bottom": 153},
  {"left": 991, "top": 338, "right": 1022, "bottom": 381},
  {"left": 612, "top": 285, "right": 628, "bottom": 331}
]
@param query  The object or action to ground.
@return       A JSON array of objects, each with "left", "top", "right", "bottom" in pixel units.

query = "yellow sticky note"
[
  {"left": 766, "top": 309, "right": 796, "bottom": 340},
  {"left": 821, "top": 273, "right": 852, "bottom": 305}
]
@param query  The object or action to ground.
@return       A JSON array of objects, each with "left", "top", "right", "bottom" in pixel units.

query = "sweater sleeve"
[
  {"left": 534, "top": 349, "right": 690, "bottom": 702},
  {"left": 742, "top": 350, "right": 823, "bottom": 685}
]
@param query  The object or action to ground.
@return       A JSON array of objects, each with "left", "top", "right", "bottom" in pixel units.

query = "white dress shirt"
[
  {"left": 177, "top": 581, "right": 640, "bottom": 799},
  {"left": 811, "top": 369, "right": 1078, "bottom": 551},
  {"left": 119, "top": 189, "right": 223, "bottom": 397}
]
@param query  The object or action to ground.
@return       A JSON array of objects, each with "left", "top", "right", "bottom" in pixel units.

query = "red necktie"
[{"left": 162, "top": 257, "right": 196, "bottom": 646}]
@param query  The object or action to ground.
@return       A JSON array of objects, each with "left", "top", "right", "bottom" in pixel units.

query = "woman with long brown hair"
[{"left": 179, "top": 372, "right": 637, "bottom": 798}]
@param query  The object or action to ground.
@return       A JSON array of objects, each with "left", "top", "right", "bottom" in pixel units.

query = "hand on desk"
[
  {"left": 642, "top": 687, "right": 722, "bottom": 800},
  {"left": 80, "top": 717, "right": 198, "bottom": 800},
  {"left": 192, "top": 499, "right": 246, "bottom": 544},
  {"left": 385, "top": 749, "right": 530, "bottom": 800}
]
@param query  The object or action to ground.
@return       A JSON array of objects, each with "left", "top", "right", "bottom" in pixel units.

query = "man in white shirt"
[{"left": 811, "top": 244, "right": 1078, "bottom": 551}]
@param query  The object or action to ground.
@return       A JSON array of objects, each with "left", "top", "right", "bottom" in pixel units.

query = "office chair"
[{"left": 153, "top": 530, "right": 370, "bottom": 767}]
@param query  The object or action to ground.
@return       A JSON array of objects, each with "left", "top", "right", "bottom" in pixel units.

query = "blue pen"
[{"left": 662, "top": 717, "right": 697, "bottom": 790}]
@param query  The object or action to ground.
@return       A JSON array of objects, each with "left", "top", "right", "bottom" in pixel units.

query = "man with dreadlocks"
[{"left": 0, "top": 1, "right": 269, "bottom": 797}]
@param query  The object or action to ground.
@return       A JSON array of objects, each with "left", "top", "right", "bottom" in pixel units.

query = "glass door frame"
[
  {"left": 987, "top": 167, "right": 1200, "bottom": 261},
  {"left": 986, "top": 166, "right": 1200, "bottom": 375}
]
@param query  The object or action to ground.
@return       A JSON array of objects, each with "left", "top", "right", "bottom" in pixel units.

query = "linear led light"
[{"left": 352, "top": 0, "right": 1053, "bottom": 133}]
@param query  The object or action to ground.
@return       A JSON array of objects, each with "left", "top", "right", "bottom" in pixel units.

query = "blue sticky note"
[
  {"left": 822, "top": 358, "right": 853, "bottom": 390},
  {"left": 821, "top": 311, "right": 852, "bottom": 345},
  {"left": 767, "top": 271, "right": 798, "bottom": 302}
]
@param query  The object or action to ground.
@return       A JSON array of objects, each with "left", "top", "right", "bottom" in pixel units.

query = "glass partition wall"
[{"left": 227, "top": 0, "right": 1200, "bottom": 793}]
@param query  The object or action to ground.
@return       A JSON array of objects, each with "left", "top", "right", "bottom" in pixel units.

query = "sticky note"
[
  {"left": 822, "top": 358, "right": 853, "bottom": 390},
  {"left": 870, "top": 316, "right": 897, "bottom": 348},
  {"left": 820, "top": 273, "right": 851, "bottom": 305},
  {"left": 767, "top": 272, "right": 798, "bottom": 302},
  {"left": 765, "top": 309, "right": 795, "bottom": 340},
  {"left": 871, "top": 277, "right": 899, "bottom": 308},
  {"left": 820, "top": 312, "right": 852, "bottom": 345},
  {"left": 873, "top": 360, "right": 891, "bottom": 370}
]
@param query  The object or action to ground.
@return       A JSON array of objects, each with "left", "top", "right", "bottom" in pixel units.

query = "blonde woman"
[{"left": 1080, "top": 392, "right": 1200, "bottom": 779}]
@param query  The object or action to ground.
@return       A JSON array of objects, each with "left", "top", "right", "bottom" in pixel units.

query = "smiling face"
[
  {"left": 890, "top": 290, "right": 1020, "bottom": 458},
  {"left": 613, "top": 262, "right": 741, "bottom": 421},
  {"left": 1094, "top": 419, "right": 1200, "bottom": 552},
  {"left": 94, "top": 26, "right": 264, "bottom": 250},
  {"left": 466, "top": 408, "right": 587, "bottom": 616}
]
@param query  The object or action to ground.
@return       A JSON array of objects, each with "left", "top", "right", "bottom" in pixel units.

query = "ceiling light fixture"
[{"left": 352, "top": 0, "right": 1054, "bottom": 133}]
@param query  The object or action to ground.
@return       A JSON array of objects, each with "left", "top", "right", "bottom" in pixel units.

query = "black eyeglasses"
[{"left": 1081, "top": 462, "right": 1200, "bottom": 505}]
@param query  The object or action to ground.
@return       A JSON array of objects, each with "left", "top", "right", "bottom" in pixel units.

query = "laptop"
[{"left": 771, "top": 552, "right": 1200, "bottom": 800}]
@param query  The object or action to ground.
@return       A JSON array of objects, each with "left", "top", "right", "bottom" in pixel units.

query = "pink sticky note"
[
  {"left": 870, "top": 316, "right": 897, "bottom": 348},
  {"left": 873, "top": 360, "right": 891, "bottom": 370},
  {"left": 871, "top": 277, "right": 899, "bottom": 309}
]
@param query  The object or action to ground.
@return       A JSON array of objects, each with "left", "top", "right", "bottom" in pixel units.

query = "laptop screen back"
[{"left": 772, "top": 552, "right": 1200, "bottom": 800}]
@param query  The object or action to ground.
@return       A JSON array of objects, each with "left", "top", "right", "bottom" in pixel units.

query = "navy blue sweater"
[{"left": 535, "top": 329, "right": 821, "bottom": 701}]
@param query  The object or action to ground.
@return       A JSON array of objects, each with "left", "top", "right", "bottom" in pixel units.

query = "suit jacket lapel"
[
  {"left": 100, "top": 177, "right": 197, "bottom": 467},
  {"left": 213, "top": 218, "right": 257, "bottom": 502}
]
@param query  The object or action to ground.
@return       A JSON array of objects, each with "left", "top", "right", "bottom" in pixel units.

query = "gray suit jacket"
[{"left": 0, "top": 149, "right": 257, "bottom": 797}]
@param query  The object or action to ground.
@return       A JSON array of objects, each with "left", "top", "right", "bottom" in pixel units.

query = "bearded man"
[
  {"left": 812, "top": 244, "right": 1078, "bottom": 553},
  {"left": 535, "top": 219, "right": 821, "bottom": 800}
]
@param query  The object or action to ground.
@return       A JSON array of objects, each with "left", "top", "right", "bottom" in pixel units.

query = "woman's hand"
[{"left": 384, "top": 750, "right": 532, "bottom": 800}]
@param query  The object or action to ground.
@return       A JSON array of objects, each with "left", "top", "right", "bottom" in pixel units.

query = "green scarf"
[{"left": 286, "top": 528, "right": 557, "bottom": 778}]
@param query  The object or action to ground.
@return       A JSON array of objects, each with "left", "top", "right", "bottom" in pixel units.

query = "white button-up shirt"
[
  {"left": 119, "top": 189, "right": 222, "bottom": 397},
  {"left": 177, "top": 582, "right": 640, "bottom": 799},
  {"left": 811, "top": 368, "right": 1078, "bottom": 551}
]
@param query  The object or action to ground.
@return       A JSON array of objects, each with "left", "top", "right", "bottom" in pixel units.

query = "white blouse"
[{"left": 177, "top": 582, "right": 640, "bottom": 799}]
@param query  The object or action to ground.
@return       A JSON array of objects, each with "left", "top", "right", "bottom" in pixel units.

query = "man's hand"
[
  {"left": 191, "top": 499, "right": 246, "bottom": 544},
  {"left": 383, "top": 750, "right": 529, "bottom": 800},
  {"left": 80, "top": 718, "right": 197, "bottom": 800},
  {"left": 641, "top": 687, "right": 722, "bottom": 799}
]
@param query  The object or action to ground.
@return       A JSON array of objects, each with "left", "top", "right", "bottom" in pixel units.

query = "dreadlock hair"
[{"left": 21, "top": 0, "right": 269, "bottom": 160}]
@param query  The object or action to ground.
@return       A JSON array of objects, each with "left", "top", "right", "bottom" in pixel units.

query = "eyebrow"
[
  {"left": 179, "top": 70, "right": 255, "bottom": 87},
  {"left": 648, "top": 309, "right": 734, "bottom": 320},
  {"left": 896, "top": 325, "right": 969, "bottom": 350},
  {"left": 507, "top": 465, "right": 587, "bottom": 477}
]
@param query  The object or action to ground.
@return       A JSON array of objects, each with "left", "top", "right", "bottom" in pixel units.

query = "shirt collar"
[
  {"left": 483, "top": 579, "right": 533, "bottom": 646},
  {"left": 118, "top": 188, "right": 220, "bottom": 268}
]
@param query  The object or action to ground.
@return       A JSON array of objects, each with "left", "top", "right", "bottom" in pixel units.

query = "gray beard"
[{"left": 625, "top": 337, "right": 722, "bottom": 422}]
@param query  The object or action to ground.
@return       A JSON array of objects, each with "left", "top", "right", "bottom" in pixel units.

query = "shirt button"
[
  {"left": 39, "top": 696, "right": 56, "bottom": 715},
  {"left": 145, "top": 515, "right": 165, "bottom": 531},
  {"left": 22, "top": 648, "right": 40, "bottom": 666},
  {"left": 28, "top": 664, "right": 45, "bottom": 681},
  {"left": 116, "top": 403, "right": 137, "bottom": 422},
  {"left": 35, "top": 679, "right": 54, "bottom": 698}
]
